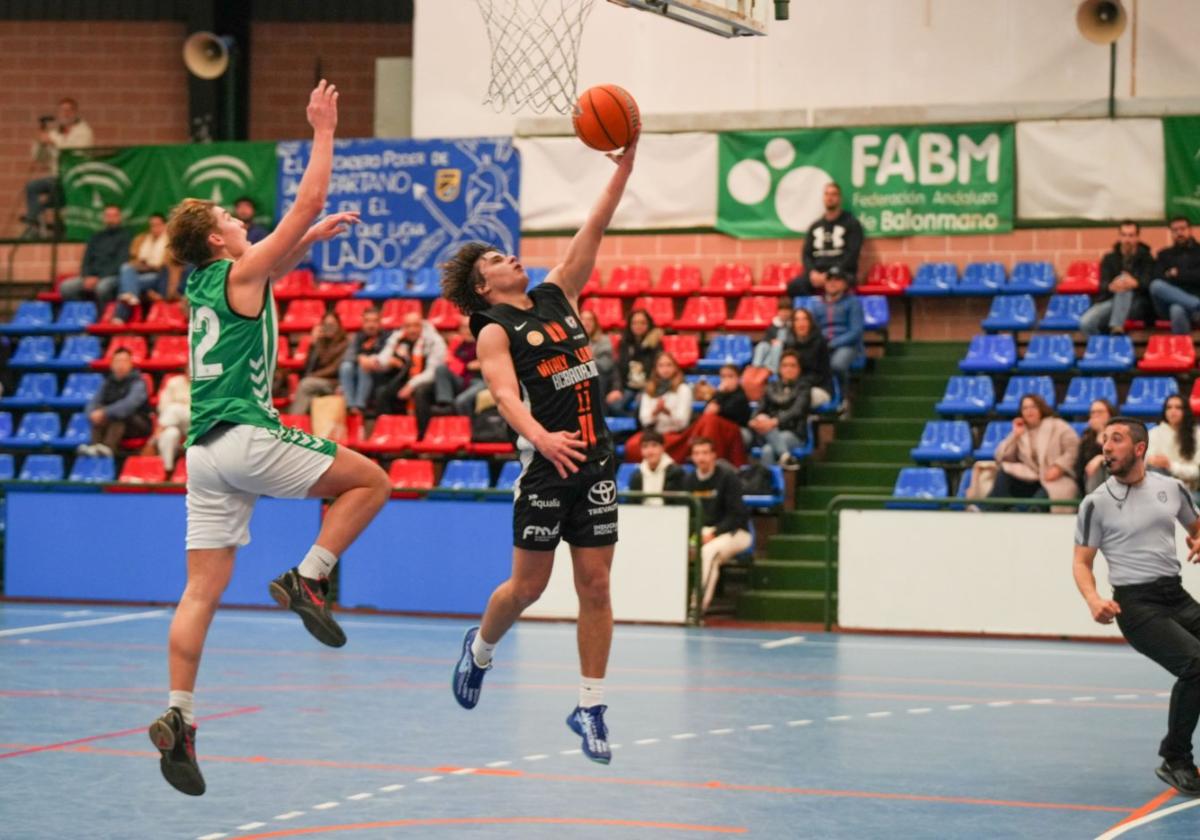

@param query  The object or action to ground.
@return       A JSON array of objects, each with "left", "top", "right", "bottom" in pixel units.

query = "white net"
[{"left": 475, "top": 0, "right": 595, "bottom": 115}]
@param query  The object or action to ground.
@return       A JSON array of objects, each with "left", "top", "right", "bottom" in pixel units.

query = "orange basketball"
[{"left": 572, "top": 84, "right": 640, "bottom": 152}]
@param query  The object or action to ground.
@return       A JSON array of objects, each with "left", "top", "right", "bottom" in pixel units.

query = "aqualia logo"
[
  {"left": 63, "top": 161, "right": 132, "bottom": 207},
  {"left": 182, "top": 155, "right": 254, "bottom": 204}
]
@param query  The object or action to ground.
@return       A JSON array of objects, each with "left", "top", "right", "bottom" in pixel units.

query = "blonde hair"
[
  {"left": 645, "top": 351, "right": 684, "bottom": 397},
  {"left": 167, "top": 198, "right": 219, "bottom": 267}
]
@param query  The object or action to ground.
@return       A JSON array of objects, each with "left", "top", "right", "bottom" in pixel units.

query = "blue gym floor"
[{"left": 1, "top": 603, "right": 1197, "bottom": 839}]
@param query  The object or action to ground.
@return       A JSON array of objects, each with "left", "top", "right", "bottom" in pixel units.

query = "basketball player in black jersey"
[{"left": 441, "top": 136, "right": 638, "bottom": 764}]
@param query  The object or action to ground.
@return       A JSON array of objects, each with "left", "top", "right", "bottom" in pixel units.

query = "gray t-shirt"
[{"left": 1074, "top": 472, "right": 1199, "bottom": 586}]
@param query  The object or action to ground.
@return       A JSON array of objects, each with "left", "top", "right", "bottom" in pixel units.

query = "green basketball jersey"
[{"left": 186, "top": 259, "right": 282, "bottom": 445}]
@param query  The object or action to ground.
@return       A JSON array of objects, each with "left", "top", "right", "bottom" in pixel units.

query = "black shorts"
[{"left": 512, "top": 454, "right": 618, "bottom": 550}]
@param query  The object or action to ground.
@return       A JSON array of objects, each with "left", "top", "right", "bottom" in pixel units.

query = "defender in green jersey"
[{"left": 148, "top": 81, "right": 391, "bottom": 796}]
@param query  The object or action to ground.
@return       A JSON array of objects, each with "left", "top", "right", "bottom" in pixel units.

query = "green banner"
[
  {"left": 60, "top": 141, "right": 277, "bottom": 241},
  {"left": 718, "top": 123, "right": 1014, "bottom": 239},
  {"left": 1165, "top": 116, "right": 1200, "bottom": 224}
]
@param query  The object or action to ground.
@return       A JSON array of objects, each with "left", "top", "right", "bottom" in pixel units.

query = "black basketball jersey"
[{"left": 470, "top": 282, "right": 612, "bottom": 462}]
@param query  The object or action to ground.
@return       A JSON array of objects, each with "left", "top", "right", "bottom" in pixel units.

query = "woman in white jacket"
[
  {"left": 1146, "top": 394, "right": 1200, "bottom": 490},
  {"left": 624, "top": 352, "right": 693, "bottom": 462}
]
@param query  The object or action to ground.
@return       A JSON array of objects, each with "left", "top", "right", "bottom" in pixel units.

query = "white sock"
[
  {"left": 169, "top": 690, "right": 195, "bottom": 725},
  {"left": 471, "top": 631, "right": 497, "bottom": 667},
  {"left": 298, "top": 544, "right": 338, "bottom": 580},
  {"left": 579, "top": 677, "right": 605, "bottom": 708}
]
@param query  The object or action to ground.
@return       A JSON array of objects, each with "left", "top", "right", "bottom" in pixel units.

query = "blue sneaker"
[
  {"left": 566, "top": 705, "right": 611, "bottom": 764},
  {"left": 452, "top": 626, "right": 491, "bottom": 709}
]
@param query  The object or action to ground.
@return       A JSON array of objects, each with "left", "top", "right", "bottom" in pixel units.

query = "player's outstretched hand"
[
  {"left": 307, "top": 79, "right": 338, "bottom": 133},
  {"left": 310, "top": 211, "right": 359, "bottom": 242},
  {"left": 1088, "top": 597, "right": 1121, "bottom": 624},
  {"left": 607, "top": 130, "right": 639, "bottom": 169},
  {"left": 536, "top": 430, "right": 588, "bottom": 478}
]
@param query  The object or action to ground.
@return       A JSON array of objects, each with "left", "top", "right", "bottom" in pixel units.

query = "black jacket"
[
  {"left": 81, "top": 226, "right": 132, "bottom": 278},
  {"left": 709, "top": 387, "right": 752, "bottom": 426},
  {"left": 785, "top": 333, "right": 834, "bottom": 393},
  {"left": 685, "top": 462, "right": 750, "bottom": 535},
  {"left": 1155, "top": 237, "right": 1200, "bottom": 297},
  {"left": 761, "top": 378, "right": 810, "bottom": 434},
  {"left": 802, "top": 210, "right": 863, "bottom": 279},
  {"left": 1098, "top": 242, "right": 1154, "bottom": 303},
  {"left": 628, "top": 463, "right": 687, "bottom": 497}
]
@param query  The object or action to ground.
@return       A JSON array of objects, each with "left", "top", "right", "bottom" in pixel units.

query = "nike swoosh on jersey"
[
  {"left": 514, "top": 322, "right": 528, "bottom": 331},
  {"left": 599, "top": 456, "right": 611, "bottom": 467}
]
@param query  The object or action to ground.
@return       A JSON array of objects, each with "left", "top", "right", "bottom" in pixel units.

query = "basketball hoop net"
[{"left": 475, "top": 0, "right": 595, "bottom": 115}]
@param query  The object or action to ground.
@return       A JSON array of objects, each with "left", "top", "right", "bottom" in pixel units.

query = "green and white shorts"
[{"left": 186, "top": 423, "right": 336, "bottom": 550}]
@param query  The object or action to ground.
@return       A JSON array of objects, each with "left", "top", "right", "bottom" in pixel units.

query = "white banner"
[
  {"left": 1016, "top": 119, "right": 1164, "bottom": 221},
  {"left": 515, "top": 133, "right": 717, "bottom": 231}
]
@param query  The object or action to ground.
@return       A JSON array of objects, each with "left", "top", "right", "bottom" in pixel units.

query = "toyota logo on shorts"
[{"left": 587, "top": 480, "right": 616, "bottom": 506}]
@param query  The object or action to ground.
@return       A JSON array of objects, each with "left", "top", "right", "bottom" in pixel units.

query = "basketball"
[{"left": 572, "top": 84, "right": 640, "bottom": 152}]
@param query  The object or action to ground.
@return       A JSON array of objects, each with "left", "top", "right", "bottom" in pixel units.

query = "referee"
[{"left": 1073, "top": 416, "right": 1200, "bottom": 796}]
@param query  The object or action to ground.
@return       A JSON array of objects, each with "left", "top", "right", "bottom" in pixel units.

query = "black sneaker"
[
  {"left": 1156, "top": 761, "right": 1200, "bottom": 796},
  {"left": 268, "top": 568, "right": 347, "bottom": 648},
  {"left": 148, "top": 707, "right": 205, "bottom": 796}
]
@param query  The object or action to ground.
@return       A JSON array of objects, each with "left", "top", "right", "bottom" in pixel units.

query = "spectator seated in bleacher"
[
  {"left": 687, "top": 437, "right": 752, "bottom": 614},
  {"left": 580, "top": 309, "right": 616, "bottom": 397},
  {"left": 785, "top": 307, "right": 833, "bottom": 409},
  {"left": 374, "top": 311, "right": 447, "bottom": 433},
  {"left": 288, "top": 311, "right": 349, "bottom": 414},
  {"left": 234, "top": 196, "right": 269, "bottom": 244},
  {"left": 787, "top": 181, "right": 863, "bottom": 298},
  {"left": 338, "top": 305, "right": 390, "bottom": 415},
  {"left": 59, "top": 204, "right": 131, "bottom": 306},
  {"left": 682, "top": 364, "right": 750, "bottom": 466},
  {"left": 114, "top": 212, "right": 170, "bottom": 324},
  {"left": 627, "top": 429, "right": 686, "bottom": 506},
  {"left": 749, "top": 298, "right": 794, "bottom": 372},
  {"left": 623, "top": 351, "right": 693, "bottom": 463},
  {"left": 153, "top": 372, "right": 190, "bottom": 474},
  {"left": 1149, "top": 216, "right": 1200, "bottom": 335},
  {"left": 806, "top": 267, "right": 864, "bottom": 388},
  {"left": 988, "top": 393, "right": 1080, "bottom": 507},
  {"left": 749, "top": 350, "right": 813, "bottom": 466},
  {"left": 1146, "top": 394, "right": 1200, "bottom": 491},
  {"left": 432, "top": 321, "right": 487, "bottom": 416},
  {"left": 78, "top": 347, "right": 150, "bottom": 458},
  {"left": 605, "top": 307, "right": 662, "bottom": 416},
  {"left": 24, "top": 96, "right": 93, "bottom": 238},
  {"left": 1075, "top": 398, "right": 1117, "bottom": 496},
  {"left": 1079, "top": 220, "right": 1154, "bottom": 336}
]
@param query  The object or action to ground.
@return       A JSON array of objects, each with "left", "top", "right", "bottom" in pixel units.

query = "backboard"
[{"left": 606, "top": 0, "right": 770, "bottom": 37}]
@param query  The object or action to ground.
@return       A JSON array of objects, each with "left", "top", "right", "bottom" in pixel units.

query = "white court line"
[
  {"left": 379, "top": 784, "right": 405, "bottom": 792},
  {"left": 273, "top": 811, "right": 304, "bottom": 820},
  {"left": 416, "top": 776, "right": 443, "bottom": 783},
  {"left": 236, "top": 824, "right": 266, "bottom": 831},
  {"left": 1113, "top": 694, "right": 1138, "bottom": 700},
  {"left": 451, "top": 768, "right": 476, "bottom": 775},
  {"left": 1094, "top": 797, "right": 1200, "bottom": 839},
  {"left": 906, "top": 708, "right": 932, "bottom": 714},
  {"left": 0, "top": 609, "right": 165, "bottom": 637},
  {"left": 634, "top": 738, "right": 660, "bottom": 745},
  {"left": 787, "top": 720, "right": 812, "bottom": 727},
  {"left": 947, "top": 705, "right": 973, "bottom": 711},
  {"left": 346, "top": 792, "right": 372, "bottom": 801},
  {"left": 801, "top": 637, "right": 1140, "bottom": 659},
  {"left": 708, "top": 728, "right": 734, "bottom": 735},
  {"left": 760, "top": 635, "right": 806, "bottom": 649},
  {"left": 671, "top": 733, "right": 698, "bottom": 740},
  {"left": 1028, "top": 698, "right": 1055, "bottom": 704},
  {"left": 560, "top": 749, "right": 581, "bottom": 755},
  {"left": 1072, "top": 696, "right": 1097, "bottom": 702},
  {"left": 987, "top": 701, "right": 1013, "bottom": 707},
  {"left": 523, "top": 754, "right": 548, "bottom": 761},
  {"left": 485, "top": 760, "right": 511, "bottom": 768},
  {"left": 866, "top": 711, "right": 892, "bottom": 718},
  {"left": 826, "top": 715, "right": 852, "bottom": 722},
  {"left": 312, "top": 802, "right": 339, "bottom": 810},
  {"left": 197, "top": 834, "right": 226, "bottom": 840}
]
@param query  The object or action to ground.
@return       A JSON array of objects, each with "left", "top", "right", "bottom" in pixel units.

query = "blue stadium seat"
[
  {"left": 70, "top": 455, "right": 115, "bottom": 483},
  {"left": 742, "top": 465, "right": 784, "bottom": 508},
  {"left": 1016, "top": 334, "right": 1075, "bottom": 372},
  {"left": 1007, "top": 261, "right": 1056, "bottom": 295},
  {"left": 888, "top": 467, "right": 948, "bottom": 509},
  {"left": 792, "top": 295, "right": 821, "bottom": 313},
  {"left": 9, "top": 336, "right": 56, "bottom": 369},
  {"left": 45, "top": 335, "right": 102, "bottom": 370},
  {"left": 617, "top": 462, "right": 639, "bottom": 492},
  {"left": 789, "top": 418, "right": 818, "bottom": 460},
  {"left": 995, "top": 375, "right": 1057, "bottom": 416},
  {"left": 935, "top": 376, "right": 995, "bottom": 416},
  {"left": 959, "top": 334, "right": 1016, "bottom": 373},
  {"left": 0, "top": 412, "right": 10, "bottom": 439},
  {"left": 1071, "top": 420, "right": 1089, "bottom": 437},
  {"left": 910, "top": 421, "right": 972, "bottom": 463},
  {"left": 47, "top": 301, "right": 98, "bottom": 333},
  {"left": 907, "top": 262, "right": 958, "bottom": 296},
  {"left": 525, "top": 267, "right": 551, "bottom": 289},
  {"left": 356, "top": 267, "right": 407, "bottom": 300},
  {"left": 695, "top": 334, "right": 753, "bottom": 371},
  {"left": 606, "top": 416, "right": 638, "bottom": 435},
  {"left": 1077, "top": 335, "right": 1135, "bottom": 373},
  {"left": 973, "top": 420, "right": 1011, "bottom": 460},
  {"left": 405, "top": 267, "right": 442, "bottom": 299},
  {"left": 48, "top": 373, "right": 103, "bottom": 409},
  {"left": 0, "top": 301, "right": 54, "bottom": 334},
  {"left": 491, "top": 460, "right": 524, "bottom": 500},
  {"left": 981, "top": 295, "right": 1036, "bottom": 332},
  {"left": 957, "top": 261, "right": 1006, "bottom": 295},
  {"left": 52, "top": 412, "right": 92, "bottom": 449},
  {"left": 18, "top": 454, "right": 64, "bottom": 481},
  {"left": 1038, "top": 294, "right": 1091, "bottom": 331},
  {"left": 814, "top": 376, "right": 844, "bottom": 415},
  {"left": 1121, "top": 377, "right": 1179, "bottom": 417},
  {"left": 437, "top": 459, "right": 490, "bottom": 490},
  {"left": 0, "top": 373, "right": 58, "bottom": 408},
  {"left": 1059, "top": 377, "right": 1118, "bottom": 416},
  {"left": 0, "top": 412, "right": 61, "bottom": 449},
  {"left": 0, "top": 453, "right": 13, "bottom": 480},
  {"left": 861, "top": 295, "right": 889, "bottom": 331}
]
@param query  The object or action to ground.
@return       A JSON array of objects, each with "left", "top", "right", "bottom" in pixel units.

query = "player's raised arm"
[
  {"left": 229, "top": 80, "right": 339, "bottom": 288},
  {"left": 547, "top": 134, "right": 638, "bottom": 304}
]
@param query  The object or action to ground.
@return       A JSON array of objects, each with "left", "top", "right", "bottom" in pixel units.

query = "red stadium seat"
[
  {"left": 337, "top": 412, "right": 365, "bottom": 447},
  {"left": 673, "top": 296, "right": 727, "bottom": 331},
  {"left": 1191, "top": 380, "right": 1200, "bottom": 416},
  {"left": 706, "top": 263, "right": 753, "bottom": 298},
  {"left": 858, "top": 263, "right": 913, "bottom": 296},
  {"left": 142, "top": 300, "right": 187, "bottom": 333},
  {"left": 140, "top": 335, "right": 188, "bottom": 371},
  {"left": 581, "top": 297, "right": 625, "bottom": 331},
  {"left": 273, "top": 269, "right": 317, "bottom": 300},
  {"left": 753, "top": 262, "right": 803, "bottom": 295},
  {"left": 313, "top": 280, "right": 360, "bottom": 299},
  {"left": 726, "top": 296, "right": 777, "bottom": 331},
  {"left": 661, "top": 334, "right": 700, "bottom": 369},
  {"left": 279, "top": 299, "right": 326, "bottom": 332},
  {"left": 629, "top": 296, "right": 675, "bottom": 329},
  {"left": 87, "top": 302, "right": 144, "bottom": 335},
  {"left": 334, "top": 299, "right": 374, "bottom": 332},
  {"left": 36, "top": 273, "right": 73, "bottom": 303},
  {"left": 380, "top": 298, "right": 423, "bottom": 329},
  {"left": 279, "top": 413, "right": 314, "bottom": 433},
  {"left": 389, "top": 458, "right": 435, "bottom": 497},
  {"left": 428, "top": 298, "right": 463, "bottom": 331},
  {"left": 90, "top": 335, "right": 147, "bottom": 369},
  {"left": 412, "top": 415, "right": 471, "bottom": 454},
  {"left": 606, "top": 264, "right": 652, "bottom": 298},
  {"left": 355, "top": 414, "right": 418, "bottom": 454},
  {"left": 652, "top": 264, "right": 702, "bottom": 298},
  {"left": 579, "top": 268, "right": 602, "bottom": 298},
  {"left": 1138, "top": 335, "right": 1196, "bottom": 373},
  {"left": 273, "top": 373, "right": 299, "bottom": 409},
  {"left": 171, "top": 459, "right": 188, "bottom": 483},
  {"left": 609, "top": 332, "right": 621, "bottom": 359},
  {"left": 118, "top": 455, "right": 167, "bottom": 484},
  {"left": 1058, "top": 260, "right": 1101, "bottom": 294}
]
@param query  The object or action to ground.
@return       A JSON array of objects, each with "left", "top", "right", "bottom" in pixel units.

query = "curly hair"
[
  {"left": 440, "top": 242, "right": 493, "bottom": 315},
  {"left": 1162, "top": 395, "right": 1197, "bottom": 461},
  {"left": 167, "top": 198, "right": 218, "bottom": 267}
]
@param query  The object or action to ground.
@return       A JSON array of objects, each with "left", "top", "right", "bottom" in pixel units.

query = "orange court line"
[
  {"left": 235, "top": 817, "right": 747, "bottom": 838},
  {"left": 1102, "top": 787, "right": 1177, "bottom": 832}
]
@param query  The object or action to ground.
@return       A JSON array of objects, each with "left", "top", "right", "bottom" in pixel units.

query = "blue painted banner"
[{"left": 276, "top": 138, "right": 521, "bottom": 280}]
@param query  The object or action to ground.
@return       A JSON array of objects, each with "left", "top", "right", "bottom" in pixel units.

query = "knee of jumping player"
[
  {"left": 364, "top": 461, "right": 392, "bottom": 506},
  {"left": 512, "top": 575, "right": 550, "bottom": 609}
]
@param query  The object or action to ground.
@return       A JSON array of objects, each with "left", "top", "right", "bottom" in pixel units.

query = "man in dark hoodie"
[
  {"left": 1149, "top": 217, "right": 1200, "bottom": 335},
  {"left": 1079, "top": 220, "right": 1155, "bottom": 336},
  {"left": 787, "top": 182, "right": 864, "bottom": 298}
]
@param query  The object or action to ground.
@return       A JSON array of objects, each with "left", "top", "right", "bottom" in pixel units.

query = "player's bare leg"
[{"left": 565, "top": 544, "right": 614, "bottom": 763}]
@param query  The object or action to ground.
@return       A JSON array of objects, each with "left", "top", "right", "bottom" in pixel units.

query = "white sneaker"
[{"left": 93, "top": 444, "right": 113, "bottom": 458}]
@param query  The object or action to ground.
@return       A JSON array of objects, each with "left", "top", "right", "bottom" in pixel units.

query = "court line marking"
[
  {"left": 273, "top": 811, "right": 304, "bottom": 820},
  {"left": 760, "top": 635, "right": 805, "bottom": 649},
  {"left": 378, "top": 784, "right": 405, "bottom": 792},
  {"left": 346, "top": 792, "right": 372, "bottom": 800},
  {"left": 197, "top": 834, "right": 226, "bottom": 840},
  {"left": 1094, "top": 796, "right": 1200, "bottom": 839},
  {"left": 313, "top": 802, "right": 339, "bottom": 810},
  {"left": 0, "top": 610, "right": 165, "bottom": 637},
  {"left": 236, "top": 823, "right": 267, "bottom": 831},
  {"left": 230, "top": 817, "right": 748, "bottom": 838}
]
